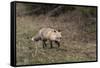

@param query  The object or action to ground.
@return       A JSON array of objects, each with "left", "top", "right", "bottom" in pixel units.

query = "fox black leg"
[
  {"left": 50, "top": 41, "right": 53, "bottom": 48},
  {"left": 55, "top": 41, "right": 60, "bottom": 48},
  {"left": 43, "top": 40, "right": 47, "bottom": 48}
]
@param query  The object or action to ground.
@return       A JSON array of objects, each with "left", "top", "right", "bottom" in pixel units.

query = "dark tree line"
[{"left": 16, "top": 3, "right": 97, "bottom": 18}]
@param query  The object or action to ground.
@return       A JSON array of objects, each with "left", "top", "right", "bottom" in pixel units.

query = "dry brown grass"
[{"left": 16, "top": 14, "right": 96, "bottom": 65}]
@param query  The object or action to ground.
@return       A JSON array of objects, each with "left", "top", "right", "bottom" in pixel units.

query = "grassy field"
[
  {"left": 16, "top": 3, "right": 97, "bottom": 65},
  {"left": 16, "top": 3, "right": 96, "bottom": 65}
]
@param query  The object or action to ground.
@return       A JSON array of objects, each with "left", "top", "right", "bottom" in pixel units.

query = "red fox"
[{"left": 32, "top": 28, "right": 62, "bottom": 48}]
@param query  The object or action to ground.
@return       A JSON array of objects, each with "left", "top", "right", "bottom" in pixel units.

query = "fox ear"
[
  {"left": 58, "top": 29, "right": 61, "bottom": 32},
  {"left": 54, "top": 30, "right": 56, "bottom": 32}
]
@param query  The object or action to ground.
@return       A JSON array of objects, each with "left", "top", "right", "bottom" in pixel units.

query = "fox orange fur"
[{"left": 32, "top": 28, "right": 62, "bottom": 48}]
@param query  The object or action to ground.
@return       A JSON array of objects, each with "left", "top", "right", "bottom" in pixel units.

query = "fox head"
[{"left": 50, "top": 29, "right": 62, "bottom": 42}]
